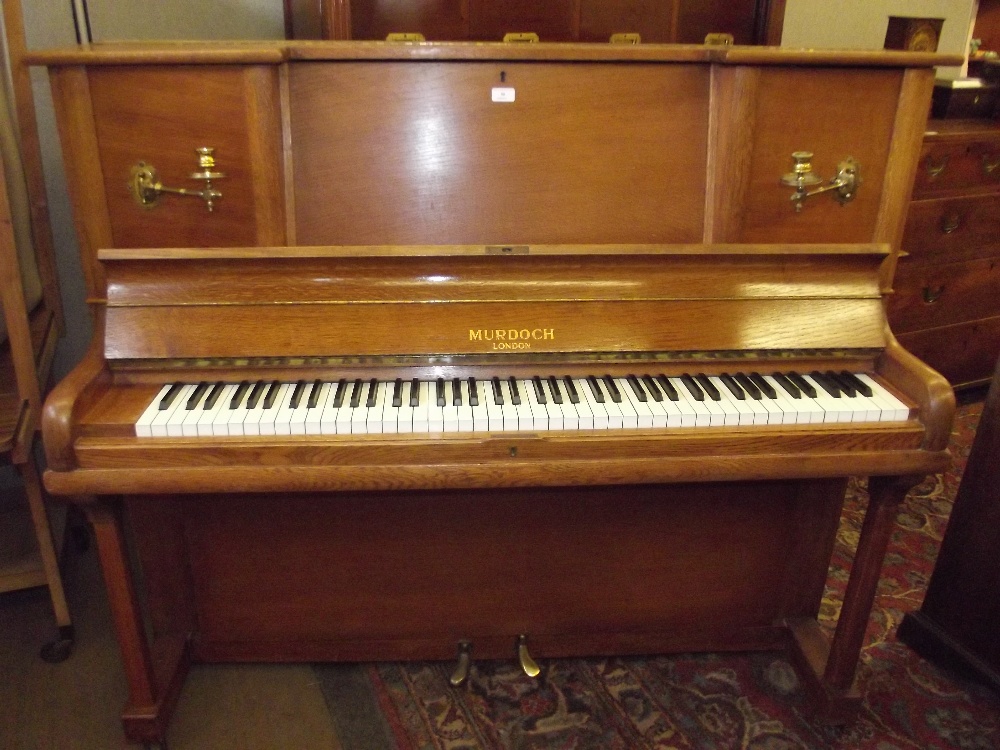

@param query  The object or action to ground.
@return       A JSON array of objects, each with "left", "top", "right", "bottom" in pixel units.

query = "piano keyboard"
[{"left": 135, "top": 371, "right": 911, "bottom": 438}]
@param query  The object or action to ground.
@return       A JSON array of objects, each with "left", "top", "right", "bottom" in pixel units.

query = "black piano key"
[
  {"left": 587, "top": 375, "right": 605, "bottom": 404},
  {"left": 349, "top": 378, "right": 365, "bottom": 408},
  {"left": 452, "top": 378, "right": 463, "bottom": 406},
  {"left": 262, "top": 380, "right": 282, "bottom": 409},
  {"left": 720, "top": 373, "right": 746, "bottom": 400},
  {"left": 563, "top": 376, "right": 581, "bottom": 404},
  {"left": 491, "top": 377, "right": 504, "bottom": 405},
  {"left": 655, "top": 375, "right": 679, "bottom": 401},
  {"left": 468, "top": 377, "right": 479, "bottom": 407},
  {"left": 603, "top": 375, "right": 622, "bottom": 403},
  {"left": 508, "top": 377, "right": 521, "bottom": 405},
  {"left": 409, "top": 378, "right": 420, "bottom": 407},
  {"left": 771, "top": 372, "right": 801, "bottom": 399},
  {"left": 185, "top": 381, "right": 209, "bottom": 410},
  {"left": 547, "top": 376, "right": 563, "bottom": 405},
  {"left": 333, "top": 379, "right": 349, "bottom": 408},
  {"left": 826, "top": 370, "right": 857, "bottom": 397},
  {"left": 436, "top": 377, "right": 446, "bottom": 406},
  {"left": 229, "top": 380, "right": 251, "bottom": 410},
  {"left": 532, "top": 376, "right": 547, "bottom": 404},
  {"left": 734, "top": 372, "right": 761, "bottom": 400},
  {"left": 366, "top": 378, "right": 379, "bottom": 407},
  {"left": 246, "top": 380, "right": 267, "bottom": 409},
  {"left": 158, "top": 382, "right": 184, "bottom": 411},
  {"left": 810, "top": 370, "right": 841, "bottom": 398},
  {"left": 680, "top": 374, "right": 704, "bottom": 401},
  {"left": 787, "top": 371, "right": 816, "bottom": 398},
  {"left": 307, "top": 379, "right": 323, "bottom": 408},
  {"left": 289, "top": 380, "right": 307, "bottom": 409},
  {"left": 626, "top": 375, "right": 647, "bottom": 402},
  {"left": 642, "top": 375, "right": 663, "bottom": 402},
  {"left": 203, "top": 381, "right": 226, "bottom": 410},
  {"left": 748, "top": 372, "right": 777, "bottom": 399},
  {"left": 695, "top": 374, "right": 720, "bottom": 401},
  {"left": 840, "top": 370, "right": 873, "bottom": 397},
  {"left": 392, "top": 378, "right": 403, "bottom": 407}
]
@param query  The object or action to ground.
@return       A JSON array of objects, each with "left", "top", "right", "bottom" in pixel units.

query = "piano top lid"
[
  {"left": 24, "top": 41, "right": 962, "bottom": 68},
  {"left": 96, "top": 243, "right": 894, "bottom": 361}
]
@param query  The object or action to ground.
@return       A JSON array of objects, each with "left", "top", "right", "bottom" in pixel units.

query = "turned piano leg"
[
  {"left": 786, "top": 474, "right": 921, "bottom": 722},
  {"left": 85, "top": 499, "right": 191, "bottom": 746}
]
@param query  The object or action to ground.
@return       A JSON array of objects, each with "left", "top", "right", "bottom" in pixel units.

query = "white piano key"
[
  {"left": 428, "top": 380, "right": 446, "bottom": 433},
  {"left": 258, "top": 383, "right": 291, "bottom": 436},
  {"left": 287, "top": 382, "right": 313, "bottom": 435},
  {"left": 304, "top": 382, "right": 331, "bottom": 435},
  {"left": 577, "top": 378, "right": 608, "bottom": 429},
  {"left": 413, "top": 381, "right": 431, "bottom": 433},
  {"left": 152, "top": 384, "right": 197, "bottom": 437},
  {"left": 673, "top": 379, "right": 710, "bottom": 427},
  {"left": 349, "top": 380, "right": 372, "bottom": 434},
  {"left": 469, "top": 379, "right": 490, "bottom": 431},
  {"left": 456, "top": 380, "right": 475, "bottom": 432},
  {"left": 802, "top": 374, "right": 854, "bottom": 423},
  {"left": 196, "top": 383, "right": 237, "bottom": 437},
  {"left": 136, "top": 384, "right": 175, "bottom": 437},
  {"left": 272, "top": 383, "right": 298, "bottom": 435},
  {"left": 709, "top": 376, "right": 752, "bottom": 426},
  {"left": 855, "top": 374, "right": 910, "bottom": 422},
  {"left": 365, "top": 381, "right": 388, "bottom": 434},
  {"left": 443, "top": 380, "right": 460, "bottom": 432}
]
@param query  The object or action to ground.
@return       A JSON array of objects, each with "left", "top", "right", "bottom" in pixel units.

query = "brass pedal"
[
  {"left": 449, "top": 641, "right": 472, "bottom": 687},
  {"left": 516, "top": 634, "right": 541, "bottom": 678}
]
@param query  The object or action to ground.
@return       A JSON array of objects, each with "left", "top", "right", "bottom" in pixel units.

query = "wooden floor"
[{"left": 0, "top": 485, "right": 342, "bottom": 750}]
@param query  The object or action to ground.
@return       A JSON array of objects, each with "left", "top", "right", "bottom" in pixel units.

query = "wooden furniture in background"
[
  {"left": 898, "top": 352, "right": 1000, "bottom": 689},
  {"left": 889, "top": 119, "right": 1000, "bottom": 389},
  {"left": 323, "top": 0, "right": 772, "bottom": 43},
  {"left": 0, "top": 125, "right": 72, "bottom": 664},
  {"left": 27, "top": 41, "right": 959, "bottom": 746}
]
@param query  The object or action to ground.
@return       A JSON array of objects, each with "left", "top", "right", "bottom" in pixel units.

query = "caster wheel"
[{"left": 39, "top": 637, "right": 73, "bottom": 663}]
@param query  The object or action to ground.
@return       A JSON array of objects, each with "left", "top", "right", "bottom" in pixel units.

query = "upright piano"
[{"left": 30, "top": 41, "right": 958, "bottom": 745}]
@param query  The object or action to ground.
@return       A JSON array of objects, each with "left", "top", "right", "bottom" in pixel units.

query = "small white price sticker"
[{"left": 491, "top": 87, "right": 516, "bottom": 103}]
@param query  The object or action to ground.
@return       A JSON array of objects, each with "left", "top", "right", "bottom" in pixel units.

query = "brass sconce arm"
[
  {"left": 128, "top": 147, "right": 225, "bottom": 212},
  {"left": 780, "top": 151, "right": 860, "bottom": 212}
]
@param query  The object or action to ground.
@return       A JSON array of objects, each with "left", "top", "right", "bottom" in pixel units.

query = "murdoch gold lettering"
[{"left": 468, "top": 328, "right": 555, "bottom": 344}]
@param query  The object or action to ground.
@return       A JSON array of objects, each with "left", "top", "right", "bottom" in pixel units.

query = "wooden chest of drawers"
[{"left": 890, "top": 119, "right": 1000, "bottom": 389}]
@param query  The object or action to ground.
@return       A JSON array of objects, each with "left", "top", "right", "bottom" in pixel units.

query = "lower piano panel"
[{"left": 126, "top": 478, "right": 847, "bottom": 663}]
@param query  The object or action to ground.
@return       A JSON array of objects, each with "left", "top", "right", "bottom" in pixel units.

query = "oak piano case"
[{"left": 29, "top": 41, "right": 958, "bottom": 746}]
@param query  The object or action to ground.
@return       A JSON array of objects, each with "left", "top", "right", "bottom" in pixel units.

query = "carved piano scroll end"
[
  {"left": 780, "top": 152, "right": 860, "bottom": 212},
  {"left": 127, "top": 147, "right": 224, "bottom": 212}
]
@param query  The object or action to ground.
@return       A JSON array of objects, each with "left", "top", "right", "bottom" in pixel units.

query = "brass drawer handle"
[
  {"left": 940, "top": 213, "right": 961, "bottom": 233},
  {"left": 922, "top": 285, "right": 945, "bottom": 304},
  {"left": 984, "top": 154, "right": 1000, "bottom": 176},
  {"left": 925, "top": 155, "right": 948, "bottom": 179}
]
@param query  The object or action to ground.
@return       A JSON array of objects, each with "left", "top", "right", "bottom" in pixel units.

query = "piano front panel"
[
  {"left": 134, "top": 480, "right": 847, "bottom": 661},
  {"left": 290, "top": 61, "right": 709, "bottom": 246}
]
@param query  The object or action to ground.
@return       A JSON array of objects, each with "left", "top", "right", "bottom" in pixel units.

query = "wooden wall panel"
[
  {"left": 730, "top": 68, "right": 902, "bottom": 244},
  {"left": 87, "top": 66, "right": 285, "bottom": 251},
  {"left": 290, "top": 62, "right": 708, "bottom": 246}
]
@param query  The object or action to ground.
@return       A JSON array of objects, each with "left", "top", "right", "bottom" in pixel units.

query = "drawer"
[
  {"left": 897, "top": 317, "right": 1000, "bottom": 388},
  {"left": 889, "top": 257, "right": 1000, "bottom": 333},
  {"left": 912, "top": 138, "right": 1000, "bottom": 198},
  {"left": 902, "top": 193, "right": 1000, "bottom": 262}
]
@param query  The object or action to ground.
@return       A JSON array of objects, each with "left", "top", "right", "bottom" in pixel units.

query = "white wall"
[{"left": 782, "top": 0, "right": 977, "bottom": 79}]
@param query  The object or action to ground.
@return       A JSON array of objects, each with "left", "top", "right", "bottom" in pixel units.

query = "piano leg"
[
  {"left": 86, "top": 499, "right": 191, "bottom": 746},
  {"left": 785, "top": 473, "right": 922, "bottom": 722}
]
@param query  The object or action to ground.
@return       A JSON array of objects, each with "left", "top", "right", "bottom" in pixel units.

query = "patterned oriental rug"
[{"left": 314, "top": 402, "right": 1000, "bottom": 750}]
